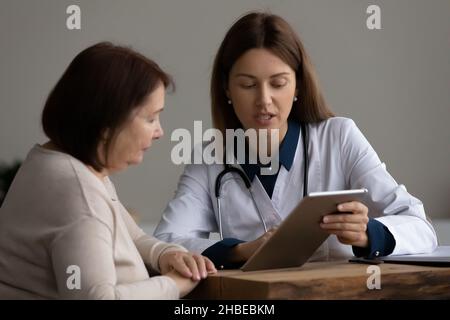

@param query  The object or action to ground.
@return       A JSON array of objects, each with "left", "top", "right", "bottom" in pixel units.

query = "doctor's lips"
[{"left": 255, "top": 112, "right": 276, "bottom": 125}]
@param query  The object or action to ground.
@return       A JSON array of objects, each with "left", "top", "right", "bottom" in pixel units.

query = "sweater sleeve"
[
  {"left": 50, "top": 217, "right": 180, "bottom": 300},
  {"left": 117, "top": 202, "right": 188, "bottom": 273}
]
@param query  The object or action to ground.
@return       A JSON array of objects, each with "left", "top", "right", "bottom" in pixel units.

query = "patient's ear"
[
  {"left": 97, "top": 128, "right": 111, "bottom": 166},
  {"left": 100, "top": 128, "right": 112, "bottom": 145}
]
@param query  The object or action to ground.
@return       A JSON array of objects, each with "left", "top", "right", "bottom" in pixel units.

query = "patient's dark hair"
[{"left": 42, "top": 42, "right": 173, "bottom": 171}]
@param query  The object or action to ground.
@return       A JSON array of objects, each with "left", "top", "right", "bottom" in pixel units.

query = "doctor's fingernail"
[
  {"left": 323, "top": 217, "right": 328, "bottom": 223},
  {"left": 338, "top": 205, "right": 344, "bottom": 210}
]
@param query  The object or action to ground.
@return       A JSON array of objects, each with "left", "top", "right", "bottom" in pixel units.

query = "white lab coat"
[{"left": 154, "top": 117, "right": 437, "bottom": 260}]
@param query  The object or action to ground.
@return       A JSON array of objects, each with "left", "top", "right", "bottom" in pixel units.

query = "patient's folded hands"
[
  {"left": 159, "top": 250, "right": 217, "bottom": 280},
  {"left": 158, "top": 251, "right": 217, "bottom": 297}
]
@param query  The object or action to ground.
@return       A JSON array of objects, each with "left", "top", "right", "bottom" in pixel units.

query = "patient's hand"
[
  {"left": 164, "top": 269, "right": 199, "bottom": 297},
  {"left": 159, "top": 251, "right": 217, "bottom": 281}
]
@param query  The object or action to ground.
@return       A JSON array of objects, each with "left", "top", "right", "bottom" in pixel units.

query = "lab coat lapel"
[
  {"left": 249, "top": 176, "right": 283, "bottom": 229},
  {"left": 271, "top": 124, "right": 322, "bottom": 219},
  {"left": 307, "top": 123, "right": 322, "bottom": 194}
]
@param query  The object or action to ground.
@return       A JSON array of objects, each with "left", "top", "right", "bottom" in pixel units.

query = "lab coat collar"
[{"left": 237, "top": 120, "right": 300, "bottom": 181}]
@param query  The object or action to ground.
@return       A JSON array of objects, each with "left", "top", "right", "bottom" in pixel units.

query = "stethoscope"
[{"left": 214, "top": 122, "right": 309, "bottom": 240}]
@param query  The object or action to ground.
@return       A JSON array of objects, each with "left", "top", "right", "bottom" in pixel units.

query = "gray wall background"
[{"left": 1, "top": 0, "right": 449, "bottom": 223}]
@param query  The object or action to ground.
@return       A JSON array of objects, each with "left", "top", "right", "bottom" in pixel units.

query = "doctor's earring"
[
  {"left": 227, "top": 100, "right": 232, "bottom": 105},
  {"left": 294, "top": 96, "right": 298, "bottom": 102}
]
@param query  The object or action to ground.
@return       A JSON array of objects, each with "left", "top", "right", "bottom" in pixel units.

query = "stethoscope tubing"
[{"left": 215, "top": 122, "right": 309, "bottom": 240}]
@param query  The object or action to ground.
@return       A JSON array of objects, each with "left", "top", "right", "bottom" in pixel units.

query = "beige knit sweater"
[{"left": 0, "top": 145, "right": 187, "bottom": 299}]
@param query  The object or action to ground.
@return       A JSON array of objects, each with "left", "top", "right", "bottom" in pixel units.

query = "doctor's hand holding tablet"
[
  {"left": 154, "top": 11, "right": 437, "bottom": 269},
  {"left": 320, "top": 198, "right": 370, "bottom": 248}
]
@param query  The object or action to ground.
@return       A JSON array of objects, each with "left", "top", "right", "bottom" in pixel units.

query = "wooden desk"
[{"left": 188, "top": 260, "right": 450, "bottom": 299}]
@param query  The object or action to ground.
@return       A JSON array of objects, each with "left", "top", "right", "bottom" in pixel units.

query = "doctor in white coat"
[{"left": 154, "top": 12, "right": 437, "bottom": 269}]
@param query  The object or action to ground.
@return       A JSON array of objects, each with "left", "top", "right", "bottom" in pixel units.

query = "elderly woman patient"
[{"left": 0, "top": 42, "right": 216, "bottom": 299}]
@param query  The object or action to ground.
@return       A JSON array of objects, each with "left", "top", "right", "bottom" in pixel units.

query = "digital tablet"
[{"left": 241, "top": 188, "right": 369, "bottom": 271}]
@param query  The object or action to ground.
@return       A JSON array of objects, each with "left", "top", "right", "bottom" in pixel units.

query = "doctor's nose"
[{"left": 255, "top": 85, "right": 273, "bottom": 108}]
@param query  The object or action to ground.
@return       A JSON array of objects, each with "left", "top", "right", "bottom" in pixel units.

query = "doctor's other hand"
[
  {"left": 230, "top": 227, "right": 278, "bottom": 263},
  {"left": 320, "top": 201, "right": 369, "bottom": 248},
  {"left": 159, "top": 251, "right": 217, "bottom": 281}
]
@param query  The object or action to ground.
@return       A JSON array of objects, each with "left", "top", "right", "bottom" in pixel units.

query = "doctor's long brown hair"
[{"left": 211, "top": 12, "right": 335, "bottom": 137}]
